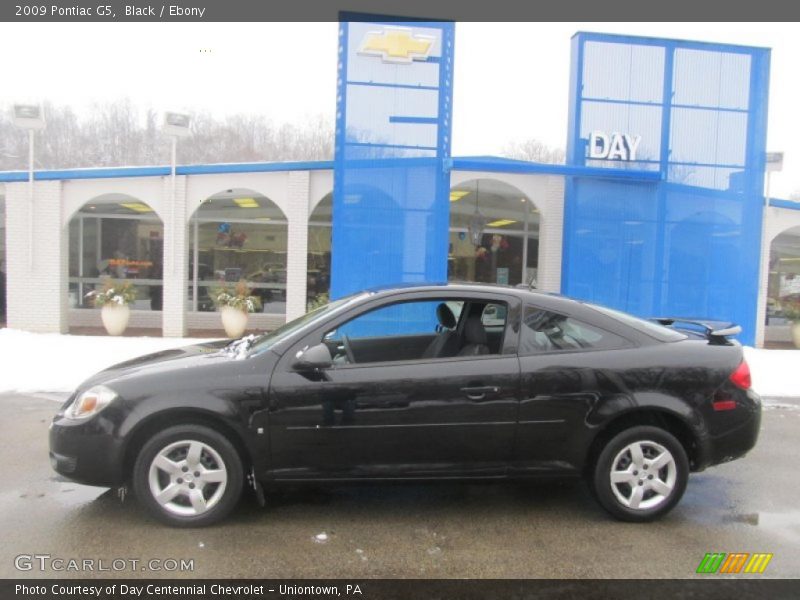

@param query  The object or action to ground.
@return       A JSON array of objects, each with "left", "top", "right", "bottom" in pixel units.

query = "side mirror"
[{"left": 292, "top": 343, "right": 332, "bottom": 371}]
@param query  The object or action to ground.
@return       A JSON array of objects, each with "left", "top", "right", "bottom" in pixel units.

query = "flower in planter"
[
  {"left": 213, "top": 279, "right": 263, "bottom": 313},
  {"left": 85, "top": 279, "right": 136, "bottom": 307}
]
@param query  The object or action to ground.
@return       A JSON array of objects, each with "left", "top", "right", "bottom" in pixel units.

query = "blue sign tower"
[
  {"left": 330, "top": 17, "right": 455, "bottom": 299},
  {"left": 563, "top": 33, "right": 770, "bottom": 345}
]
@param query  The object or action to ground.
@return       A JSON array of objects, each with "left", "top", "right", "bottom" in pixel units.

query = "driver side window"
[{"left": 323, "top": 299, "right": 498, "bottom": 365}]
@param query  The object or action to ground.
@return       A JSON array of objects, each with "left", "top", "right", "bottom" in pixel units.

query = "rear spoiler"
[{"left": 649, "top": 317, "right": 741, "bottom": 345}]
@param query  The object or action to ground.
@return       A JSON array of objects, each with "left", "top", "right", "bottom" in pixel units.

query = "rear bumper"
[{"left": 696, "top": 389, "right": 761, "bottom": 470}]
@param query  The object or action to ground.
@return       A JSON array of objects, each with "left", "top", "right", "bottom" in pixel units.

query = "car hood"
[{"left": 77, "top": 340, "right": 234, "bottom": 390}]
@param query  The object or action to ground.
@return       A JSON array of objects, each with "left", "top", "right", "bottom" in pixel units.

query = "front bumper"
[{"left": 49, "top": 412, "right": 126, "bottom": 487}]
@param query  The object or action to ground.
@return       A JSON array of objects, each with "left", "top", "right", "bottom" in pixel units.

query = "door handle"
[{"left": 460, "top": 386, "right": 500, "bottom": 400}]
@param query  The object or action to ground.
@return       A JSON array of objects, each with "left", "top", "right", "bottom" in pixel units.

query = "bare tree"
[
  {"left": 0, "top": 99, "right": 334, "bottom": 171},
  {"left": 501, "top": 138, "right": 565, "bottom": 164}
]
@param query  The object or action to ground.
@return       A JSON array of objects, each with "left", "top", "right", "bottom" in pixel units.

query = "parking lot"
[{"left": 1, "top": 393, "right": 798, "bottom": 579}]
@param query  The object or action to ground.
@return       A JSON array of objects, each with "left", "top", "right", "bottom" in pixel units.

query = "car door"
[
  {"left": 266, "top": 292, "right": 522, "bottom": 480},
  {"left": 514, "top": 303, "right": 636, "bottom": 475}
]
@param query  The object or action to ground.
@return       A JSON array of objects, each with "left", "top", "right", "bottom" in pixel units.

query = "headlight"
[{"left": 65, "top": 385, "right": 118, "bottom": 420}]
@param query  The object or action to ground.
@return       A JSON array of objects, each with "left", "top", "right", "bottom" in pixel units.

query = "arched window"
[
  {"left": 187, "top": 188, "right": 288, "bottom": 318},
  {"left": 767, "top": 226, "right": 800, "bottom": 339},
  {"left": 67, "top": 194, "right": 164, "bottom": 311},
  {"left": 0, "top": 195, "right": 6, "bottom": 320},
  {"left": 308, "top": 193, "right": 332, "bottom": 308},
  {"left": 449, "top": 179, "right": 540, "bottom": 287}
]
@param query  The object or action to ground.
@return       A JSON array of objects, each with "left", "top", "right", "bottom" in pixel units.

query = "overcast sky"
[{"left": 1, "top": 22, "right": 798, "bottom": 197}]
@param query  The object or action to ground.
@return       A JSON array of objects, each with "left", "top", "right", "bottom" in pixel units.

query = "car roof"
[{"left": 361, "top": 281, "right": 564, "bottom": 302}]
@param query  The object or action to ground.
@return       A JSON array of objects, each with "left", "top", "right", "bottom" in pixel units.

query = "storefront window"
[
  {"left": 67, "top": 195, "right": 163, "bottom": 310},
  {"left": 188, "top": 189, "right": 288, "bottom": 317},
  {"left": 449, "top": 180, "right": 539, "bottom": 287},
  {"left": 767, "top": 227, "right": 800, "bottom": 325},
  {"left": 308, "top": 194, "right": 332, "bottom": 308},
  {"left": 0, "top": 196, "right": 6, "bottom": 319}
]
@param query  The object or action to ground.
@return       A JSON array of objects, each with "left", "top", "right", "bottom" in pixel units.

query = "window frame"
[{"left": 277, "top": 290, "right": 522, "bottom": 371}]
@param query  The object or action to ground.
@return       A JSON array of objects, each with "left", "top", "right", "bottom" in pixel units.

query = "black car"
[{"left": 49, "top": 283, "right": 760, "bottom": 527}]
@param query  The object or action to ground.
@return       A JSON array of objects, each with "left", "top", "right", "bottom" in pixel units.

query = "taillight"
[{"left": 729, "top": 360, "right": 751, "bottom": 390}]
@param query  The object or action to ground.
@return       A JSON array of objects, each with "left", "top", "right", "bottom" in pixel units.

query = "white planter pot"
[
  {"left": 792, "top": 322, "right": 800, "bottom": 349},
  {"left": 221, "top": 306, "right": 249, "bottom": 338},
  {"left": 101, "top": 304, "right": 131, "bottom": 336}
]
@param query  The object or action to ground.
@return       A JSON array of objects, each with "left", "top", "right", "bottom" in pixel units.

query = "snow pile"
[
  {"left": 0, "top": 329, "right": 217, "bottom": 394},
  {"left": 0, "top": 329, "right": 797, "bottom": 399},
  {"left": 743, "top": 346, "right": 800, "bottom": 399}
]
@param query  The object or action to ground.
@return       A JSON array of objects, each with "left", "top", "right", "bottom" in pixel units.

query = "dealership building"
[{"left": 1, "top": 25, "right": 800, "bottom": 347}]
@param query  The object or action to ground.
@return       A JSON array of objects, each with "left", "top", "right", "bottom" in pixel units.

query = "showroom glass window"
[
  {"left": 0, "top": 196, "right": 5, "bottom": 318},
  {"left": 308, "top": 194, "right": 332, "bottom": 309},
  {"left": 68, "top": 198, "right": 163, "bottom": 310},
  {"left": 766, "top": 229, "right": 800, "bottom": 328},
  {"left": 188, "top": 189, "right": 288, "bottom": 317},
  {"left": 448, "top": 179, "right": 539, "bottom": 287}
]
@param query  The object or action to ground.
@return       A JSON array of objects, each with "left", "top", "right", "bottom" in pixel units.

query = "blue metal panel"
[
  {"left": 330, "top": 17, "right": 455, "bottom": 299},
  {"left": 451, "top": 157, "right": 661, "bottom": 181},
  {"left": 565, "top": 32, "right": 771, "bottom": 346},
  {"left": 770, "top": 198, "right": 800, "bottom": 211}
]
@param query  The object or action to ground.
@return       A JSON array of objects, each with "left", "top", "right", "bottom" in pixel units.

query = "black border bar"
[
  {"left": 2, "top": 0, "right": 800, "bottom": 22},
  {"left": 3, "top": 579, "right": 800, "bottom": 600}
]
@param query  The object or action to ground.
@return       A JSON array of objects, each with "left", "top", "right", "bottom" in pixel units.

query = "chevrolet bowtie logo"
[{"left": 358, "top": 27, "right": 435, "bottom": 64}]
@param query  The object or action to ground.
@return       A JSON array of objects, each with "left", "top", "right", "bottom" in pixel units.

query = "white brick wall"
[
  {"left": 537, "top": 176, "right": 565, "bottom": 293},
  {"left": 186, "top": 311, "right": 285, "bottom": 333},
  {"left": 162, "top": 175, "right": 188, "bottom": 337},
  {"left": 6, "top": 180, "right": 68, "bottom": 333},
  {"left": 285, "top": 171, "right": 311, "bottom": 321}
]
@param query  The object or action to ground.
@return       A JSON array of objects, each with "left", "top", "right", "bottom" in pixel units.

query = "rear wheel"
[
  {"left": 592, "top": 426, "right": 688, "bottom": 522},
  {"left": 132, "top": 424, "right": 243, "bottom": 527}
]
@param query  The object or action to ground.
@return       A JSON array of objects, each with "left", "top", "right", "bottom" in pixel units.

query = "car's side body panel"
[
  {"left": 266, "top": 289, "right": 523, "bottom": 480},
  {"left": 48, "top": 283, "right": 760, "bottom": 496},
  {"left": 267, "top": 354, "right": 521, "bottom": 479}
]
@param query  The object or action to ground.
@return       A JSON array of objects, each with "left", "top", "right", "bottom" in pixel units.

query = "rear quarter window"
[{"left": 520, "top": 306, "right": 631, "bottom": 355}]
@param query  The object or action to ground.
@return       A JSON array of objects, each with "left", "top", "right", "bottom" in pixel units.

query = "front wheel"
[
  {"left": 132, "top": 424, "right": 244, "bottom": 527},
  {"left": 592, "top": 426, "right": 689, "bottom": 522}
]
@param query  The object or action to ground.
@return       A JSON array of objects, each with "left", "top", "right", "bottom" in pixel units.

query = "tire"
[
  {"left": 592, "top": 425, "right": 689, "bottom": 522},
  {"left": 132, "top": 424, "right": 244, "bottom": 527}
]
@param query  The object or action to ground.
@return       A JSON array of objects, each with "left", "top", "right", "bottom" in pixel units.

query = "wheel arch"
[
  {"left": 122, "top": 409, "right": 253, "bottom": 481},
  {"left": 584, "top": 408, "right": 700, "bottom": 476}
]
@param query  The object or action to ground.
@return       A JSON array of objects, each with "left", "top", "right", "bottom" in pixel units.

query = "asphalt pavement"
[{"left": 1, "top": 393, "right": 798, "bottom": 579}]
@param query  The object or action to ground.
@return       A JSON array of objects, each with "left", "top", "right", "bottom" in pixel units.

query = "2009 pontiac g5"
[{"left": 50, "top": 283, "right": 760, "bottom": 527}]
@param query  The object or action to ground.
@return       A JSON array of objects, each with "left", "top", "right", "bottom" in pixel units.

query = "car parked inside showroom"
[{"left": 50, "top": 283, "right": 761, "bottom": 526}]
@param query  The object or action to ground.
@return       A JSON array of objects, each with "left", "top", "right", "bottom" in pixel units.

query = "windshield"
[
  {"left": 247, "top": 293, "right": 367, "bottom": 355},
  {"left": 585, "top": 302, "right": 687, "bottom": 342}
]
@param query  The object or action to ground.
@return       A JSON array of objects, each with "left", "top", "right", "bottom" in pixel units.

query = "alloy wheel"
[
  {"left": 608, "top": 440, "right": 677, "bottom": 511},
  {"left": 147, "top": 439, "right": 228, "bottom": 517}
]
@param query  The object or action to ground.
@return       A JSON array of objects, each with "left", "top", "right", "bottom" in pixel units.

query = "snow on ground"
[
  {"left": 0, "top": 328, "right": 798, "bottom": 399},
  {"left": 0, "top": 329, "right": 217, "bottom": 395},
  {"left": 743, "top": 346, "right": 800, "bottom": 400}
]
